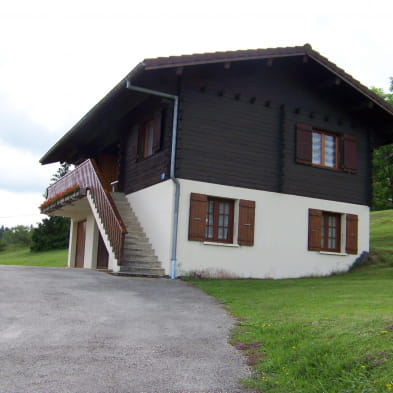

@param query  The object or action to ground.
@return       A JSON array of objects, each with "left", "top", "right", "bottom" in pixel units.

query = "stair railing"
[{"left": 47, "top": 159, "right": 127, "bottom": 263}]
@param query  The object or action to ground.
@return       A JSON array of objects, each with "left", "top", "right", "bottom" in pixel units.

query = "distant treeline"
[{"left": 0, "top": 217, "right": 70, "bottom": 252}]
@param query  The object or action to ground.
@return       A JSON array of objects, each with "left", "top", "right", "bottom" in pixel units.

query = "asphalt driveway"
[{"left": 0, "top": 266, "right": 251, "bottom": 393}]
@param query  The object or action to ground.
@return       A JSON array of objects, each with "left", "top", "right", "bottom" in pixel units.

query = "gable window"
[
  {"left": 188, "top": 193, "right": 255, "bottom": 246},
  {"left": 312, "top": 130, "right": 338, "bottom": 168},
  {"left": 296, "top": 123, "right": 357, "bottom": 173},
  {"left": 308, "top": 209, "right": 358, "bottom": 254}
]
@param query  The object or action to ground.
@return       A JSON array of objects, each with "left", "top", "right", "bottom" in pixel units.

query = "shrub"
[{"left": 31, "top": 216, "right": 70, "bottom": 252}]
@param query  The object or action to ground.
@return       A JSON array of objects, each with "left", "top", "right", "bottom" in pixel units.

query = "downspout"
[{"left": 125, "top": 81, "right": 179, "bottom": 279}]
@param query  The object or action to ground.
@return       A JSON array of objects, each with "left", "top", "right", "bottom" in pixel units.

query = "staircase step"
[
  {"left": 123, "top": 254, "right": 158, "bottom": 264},
  {"left": 111, "top": 192, "right": 165, "bottom": 276},
  {"left": 121, "top": 261, "right": 163, "bottom": 269},
  {"left": 123, "top": 252, "right": 157, "bottom": 260},
  {"left": 118, "top": 266, "right": 166, "bottom": 276}
]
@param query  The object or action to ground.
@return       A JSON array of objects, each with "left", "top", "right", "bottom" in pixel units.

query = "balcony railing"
[{"left": 46, "top": 159, "right": 127, "bottom": 263}]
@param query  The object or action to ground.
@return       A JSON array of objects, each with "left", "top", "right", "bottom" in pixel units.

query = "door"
[
  {"left": 96, "top": 232, "right": 109, "bottom": 269},
  {"left": 75, "top": 220, "right": 86, "bottom": 268}
]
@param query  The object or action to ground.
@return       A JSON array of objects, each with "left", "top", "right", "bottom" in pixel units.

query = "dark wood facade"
[
  {"left": 43, "top": 51, "right": 392, "bottom": 208},
  {"left": 175, "top": 59, "right": 375, "bottom": 206}
]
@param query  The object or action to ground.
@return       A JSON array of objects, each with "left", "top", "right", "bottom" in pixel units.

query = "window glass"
[
  {"left": 312, "top": 132, "right": 322, "bottom": 164},
  {"left": 324, "top": 135, "right": 336, "bottom": 167},
  {"left": 145, "top": 123, "right": 154, "bottom": 157},
  {"left": 205, "top": 199, "right": 233, "bottom": 243}
]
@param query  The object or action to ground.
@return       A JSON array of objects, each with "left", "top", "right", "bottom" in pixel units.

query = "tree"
[
  {"left": 31, "top": 163, "right": 71, "bottom": 252},
  {"left": 371, "top": 78, "right": 393, "bottom": 210},
  {"left": 31, "top": 217, "right": 70, "bottom": 251},
  {"left": 50, "top": 162, "right": 70, "bottom": 183}
]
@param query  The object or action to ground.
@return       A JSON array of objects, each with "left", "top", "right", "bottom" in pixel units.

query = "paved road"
[{"left": 0, "top": 266, "right": 251, "bottom": 393}]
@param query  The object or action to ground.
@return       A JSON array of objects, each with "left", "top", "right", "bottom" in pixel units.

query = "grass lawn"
[
  {"left": 0, "top": 247, "right": 67, "bottom": 267},
  {"left": 190, "top": 209, "right": 393, "bottom": 393}
]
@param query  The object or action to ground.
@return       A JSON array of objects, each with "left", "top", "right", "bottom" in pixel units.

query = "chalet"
[{"left": 40, "top": 44, "right": 393, "bottom": 279}]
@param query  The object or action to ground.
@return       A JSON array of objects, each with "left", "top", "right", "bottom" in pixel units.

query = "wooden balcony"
[{"left": 42, "top": 159, "right": 127, "bottom": 263}]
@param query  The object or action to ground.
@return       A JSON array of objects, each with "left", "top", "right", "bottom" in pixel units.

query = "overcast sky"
[{"left": 0, "top": 0, "right": 392, "bottom": 228}]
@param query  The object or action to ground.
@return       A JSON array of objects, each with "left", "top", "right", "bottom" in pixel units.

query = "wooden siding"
[
  {"left": 120, "top": 96, "right": 173, "bottom": 194},
  {"left": 176, "top": 60, "right": 373, "bottom": 206}
]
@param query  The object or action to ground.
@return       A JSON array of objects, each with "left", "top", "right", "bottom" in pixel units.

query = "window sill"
[
  {"left": 319, "top": 251, "right": 348, "bottom": 256},
  {"left": 203, "top": 242, "right": 239, "bottom": 248}
]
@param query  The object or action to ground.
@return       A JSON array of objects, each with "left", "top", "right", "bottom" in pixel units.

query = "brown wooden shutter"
[
  {"left": 152, "top": 110, "right": 162, "bottom": 153},
  {"left": 346, "top": 214, "right": 358, "bottom": 254},
  {"left": 343, "top": 134, "right": 357, "bottom": 173},
  {"left": 188, "top": 193, "right": 208, "bottom": 241},
  {"left": 296, "top": 123, "right": 313, "bottom": 164},
  {"left": 308, "top": 209, "right": 322, "bottom": 251},
  {"left": 238, "top": 200, "right": 255, "bottom": 246}
]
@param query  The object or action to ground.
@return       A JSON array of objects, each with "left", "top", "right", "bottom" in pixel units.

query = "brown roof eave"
[{"left": 40, "top": 62, "right": 146, "bottom": 165}]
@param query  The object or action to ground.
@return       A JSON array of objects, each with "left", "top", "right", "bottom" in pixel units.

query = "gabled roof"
[
  {"left": 40, "top": 44, "right": 393, "bottom": 165},
  {"left": 141, "top": 44, "right": 393, "bottom": 116}
]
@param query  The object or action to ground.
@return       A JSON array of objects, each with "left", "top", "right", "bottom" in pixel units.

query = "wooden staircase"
[{"left": 111, "top": 192, "right": 166, "bottom": 277}]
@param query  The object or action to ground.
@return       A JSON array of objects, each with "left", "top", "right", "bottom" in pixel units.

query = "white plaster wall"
[
  {"left": 176, "top": 179, "right": 369, "bottom": 279},
  {"left": 83, "top": 215, "right": 99, "bottom": 269},
  {"left": 68, "top": 219, "right": 77, "bottom": 268},
  {"left": 126, "top": 180, "right": 174, "bottom": 274}
]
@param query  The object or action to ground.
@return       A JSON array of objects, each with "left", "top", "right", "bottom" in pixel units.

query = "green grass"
[
  {"left": 190, "top": 209, "right": 393, "bottom": 393},
  {"left": 0, "top": 247, "right": 67, "bottom": 267}
]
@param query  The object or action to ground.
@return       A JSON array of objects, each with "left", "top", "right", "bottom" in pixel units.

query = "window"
[
  {"left": 205, "top": 198, "right": 234, "bottom": 243},
  {"left": 320, "top": 212, "right": 341, "bottom": 252},
  {"left": 137, "top": 110, "right": 162, "bottom": 160},
  {"left": 188, "top": 193, "right": 255, "bottom": 245},
  {"left": 142, "top": 120, "right": 154, "bottom": 158},
  {"left": 296, "top": 123, "right": 357, "bottom": 173},
  {"left": 308, "top": 209, "right": 358, "bottom": 254},
  {"left": 312, "top": 130, "right": 338, "bottom": 168}
]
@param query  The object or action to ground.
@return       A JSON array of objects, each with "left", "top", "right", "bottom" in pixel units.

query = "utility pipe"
[{"left": 125, "top": 81, "right": 179, "bottom": 279}]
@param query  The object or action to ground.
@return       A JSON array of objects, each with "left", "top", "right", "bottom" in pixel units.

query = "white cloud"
[
  {"left": 0, "top": 143, "right": 57, "bottom": 193},
  {"left": 0, "top": 190, "right": 47, "bottom": 228}
]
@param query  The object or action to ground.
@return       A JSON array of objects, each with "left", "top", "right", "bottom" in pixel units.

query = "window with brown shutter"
[
  {"left": 345, "top": 214, "right": 358, "bottom": 254},
  {"left": 188, "top": 193, "right": 208, "bottom": 241},
  {"left": 188, "top": 194, "right": 251, "bottom": 245},
  {"left": 343, "top": 135, "right": 357, "bottom": 173},
  {"left": 238, "top": 200, "right": 255, "bottom": 246},
  {"left": 296, "top": 123, "right": 313, "bottom": 164}
]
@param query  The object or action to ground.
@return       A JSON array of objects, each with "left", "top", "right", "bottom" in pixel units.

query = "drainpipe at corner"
[{"left": 125, "top": 81, "right": 180, "bottom": 279}]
